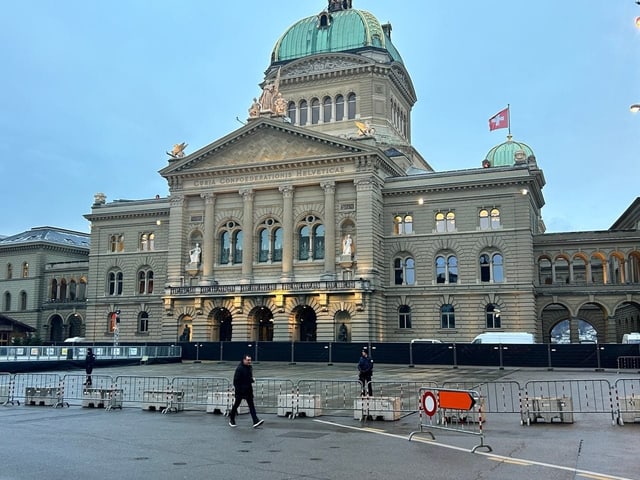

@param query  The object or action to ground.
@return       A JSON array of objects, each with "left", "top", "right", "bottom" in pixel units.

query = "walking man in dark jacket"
[
  {"left": 358, "top": 347, "right": 373, "bottom": 396},
  {"left": 229, "top": 354, "right": 264, "bottom": 428},
  {"left": 85, "top": 348, "right": 96, "bottom": 386}
]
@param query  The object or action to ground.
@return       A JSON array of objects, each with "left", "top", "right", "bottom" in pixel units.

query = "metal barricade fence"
[
  {"left": 113, "top": 375, "right": 172, "bottom": 409},
  {"left": 613, "top": 378, "right": 640, "bottom": 425},
  {"left": 253, "top": 378, "right": 296, "bottom": 414},
  {"left": 442, "top": 380, "right": 523, "bottom": 415},
  {"left": 296, "top": 379, "right": 364, "bottom": 417},
  {"left": 62, "top": 374, "right": 116, "bottom": 406},
  {"left": 171, "top": 376, "right": 231, "bottom": 412},
  {"left": 13, "top": 373, "right": 63, "bottom": 406},
  {"left": 1, "top": 372, "right": 14, "bottom": 405},
  {"left": 522, "top": 379, "right": 615, "bottom": 425},
  {"left": 617, "top": 356, "right": 640, "bottom": 373}
]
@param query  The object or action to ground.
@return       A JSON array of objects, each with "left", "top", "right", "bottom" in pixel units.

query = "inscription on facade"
[{"left": 190, "top": 166, "right": 348, "bottom": 188}]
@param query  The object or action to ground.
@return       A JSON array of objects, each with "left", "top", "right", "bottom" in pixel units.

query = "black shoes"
[{"left": 252, "top": 419, "right": 264, "bottom": 428}]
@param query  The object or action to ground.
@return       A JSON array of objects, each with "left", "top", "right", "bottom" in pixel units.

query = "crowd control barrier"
[
  {"left": 613, "top": 378, "right": 640, "bottom": 425},
  {"left": 409, "top": 387, "right": 492, "bottom": 453}
]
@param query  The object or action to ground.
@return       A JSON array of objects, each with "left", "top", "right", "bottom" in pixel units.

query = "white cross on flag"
[{"left": 489, "top": 107, "right": 509, "bottom": 131}]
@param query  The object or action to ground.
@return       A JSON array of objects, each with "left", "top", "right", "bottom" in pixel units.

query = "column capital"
[
  {"left": 320, "top": 181, "right": 336, "bottom": 194},
  {"left": 169, "top": 195, "right": 185, "bottom": 207},
  {"left": 279, "top": 185, "right": 295, "bottom": 197},
  {"left": 200, "top": 192, "right": 216, "bottom": 204},
  {"left": 239, "top": 188, "right": 254, "bottom": 200}
]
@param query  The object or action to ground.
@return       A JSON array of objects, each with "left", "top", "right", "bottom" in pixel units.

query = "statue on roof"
[
  {"left": 355, "top": 120, "right": 375, "bottom": 137},
  {"left": 167, "top": 142, "right": 188, "bottom": 159},
  {"left": 258, "top": 67, "right": 281, "bottom": 113},
  {"left": 328, "top": 0, "right": 352, "bottom": 12},
  {"left": 248, "top": 97, "right": 261, "bottom": 118}
]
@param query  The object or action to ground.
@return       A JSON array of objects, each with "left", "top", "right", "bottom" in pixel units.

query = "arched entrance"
[
  {"left": 212, "top": 307, "right": 233, "bottom": 341},
  {"left": 67, "top": 314, "right": 83, "bottom": 338},
  {"left": 297, "top": 306, "right": 317, "bottom": 342},
  {"left": 49, "top": 315, "right": 64, "bottom": 342},
  {"left": 253, "top": 307, "right": 274, "bottom": 341}
]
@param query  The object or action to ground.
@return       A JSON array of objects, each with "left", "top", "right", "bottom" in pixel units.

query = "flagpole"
[{"left": 507, "top": 103, "right": 511, "bottom": 136}]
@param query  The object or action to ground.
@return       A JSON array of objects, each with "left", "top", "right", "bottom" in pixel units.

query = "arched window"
[
  {"left": 258, "top": 218, "right": 282, "bottom": 263},
  {"left": 299, "top": 100, "right": 308, "bottom": 126},
  {"left": 50, "top": 279, "right": 58, "bottom": 300},
  {"left": 322, "top": 96, "right": 332, "bottom": 122},
  {"left": 298, "top": 216, "right": 325, "bottom": 260},
  {"left": 3, "top": 292, "right": 10, "bottom": 311},
  {"left": 479, "top": 209, "right": 490, "bottom": 230},
  {"left": 486, "top": 304, "right": 501, "bottom": 328},
  {"left": 490, "top": 208, "right": 501, "bottom": 229},
  {"left": 110, "top": 234, "right": 124, "bottom": 252},
  {"left": 20, "top": 291, "right": 27, "bottom": 310},
  {"left": 398, "top": 305, "right": 412, "bottom": 329},
  {"left": 139, "top": 232, "right": 155, "bottom": 251},
  {"left": 435, "top": 254, "right": 458, "bottom": 284},
  {"left": 335, "top": 94, "right": 344, "bottom": 121},
  {"left": 108, "top": 270, "right": 124, "bottom": 295},
  {"left": 311, "top": 98, "right": 320, "bottom": 124},
  {"left": 480, "top": 253, "right": 504, "bottom": 283},
  {"left": 138, "top": 311, "right": 149, "bottom": 333},
  {"left": 393, "top": 214, "right": 413, "bottom": 235},
  {"left": 441, "top": 304, "right": 455, "bottom": 328},
  {"left": 446, "top": 212, "right": 456, "bottom": 231},
  {"left": 554, "top": 256, "right": 569, "bottom": 284},
  {"left": 538, "top": 257, "right": 552, "bottom": 284},
  {"left": 394, "top": 256, "right": 415, "bottom": 285},
  {"left": 347, "top": 92, "right": 356, "bottom": 119},
  {"left": 138, "top": 269, "right": 154, "bottom": 294},
  {"left": 59, "top": 279, "right": 67, "bottom": 300},
  {"left": 219, "top": 221, "right": 242, "bottom": 264},
  {"left": 435, "top": 212, "right": 445, "bottom": 233},
  {"left": 287, "top": 101, "right": 296, "bottom": 124}
]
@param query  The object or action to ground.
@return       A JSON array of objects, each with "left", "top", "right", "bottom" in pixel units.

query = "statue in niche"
[
  {"left": 338, "top": 323, "right": 348, "bottom": 342},
  {"left": 189, "top": 243, "right": 201, "bottom": 264},
  {"left": 179, "top": 325, "right": 191, "bottom": 342},
  {"left": 342, "top": 234, "right": 353, "bottom": 256}
]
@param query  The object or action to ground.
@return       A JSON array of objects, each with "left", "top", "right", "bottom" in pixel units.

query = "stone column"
[
  {"left": 200, "top": 193, "right": 215, "bottom": 284},
  {"left": 321, "top": 181, "right": 336, "bottom": 280},
  {"left": 240, "top": 188, "right": 254, "bottom": 283},
  {"left": 280, "top": 185, "right": 294, "bottom": 282},
  {"left": 166, "top": 195, "right": 185, "bottom": 285}
]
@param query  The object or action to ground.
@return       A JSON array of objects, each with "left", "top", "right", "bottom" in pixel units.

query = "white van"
[
  {"left": 622, "top": 333, "right": 640, "bottom": 344},
  {"left": 472, "top": 332, "right": 535, "bottom": 344}
]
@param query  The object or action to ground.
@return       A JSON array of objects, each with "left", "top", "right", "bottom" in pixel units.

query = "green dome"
[
  {"left": 484, "top": 135, "right": 535, "bottom": 167},
  {"left": 271, "top": 9, "right": 403, "bottom": 64}
]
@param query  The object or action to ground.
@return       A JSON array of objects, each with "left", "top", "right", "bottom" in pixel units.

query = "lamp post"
[{"left": 194, "top": 343, "right": 203, "bottom": 363}]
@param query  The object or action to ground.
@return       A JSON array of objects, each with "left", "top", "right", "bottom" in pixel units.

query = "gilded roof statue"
[{"left": 167, "top": 142, "right": 188, "bottom": 159}]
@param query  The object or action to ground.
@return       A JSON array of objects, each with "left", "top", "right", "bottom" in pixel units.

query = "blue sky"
[{"left": 1, "top": 0, "right": 638, "bottom": 236}]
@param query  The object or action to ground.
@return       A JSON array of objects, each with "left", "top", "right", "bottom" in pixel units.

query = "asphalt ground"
[{"left": 1, "top": 361, "right": 638, "bottom": 480}]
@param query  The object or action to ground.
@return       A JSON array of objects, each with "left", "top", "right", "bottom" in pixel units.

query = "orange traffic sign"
[{"left": 438, "top": 390, "right": 476, "bottom": 410}]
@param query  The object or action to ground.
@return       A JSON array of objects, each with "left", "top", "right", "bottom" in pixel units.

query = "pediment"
[{"left": 160, "top": 118, "right": 372, "bottom": 176}]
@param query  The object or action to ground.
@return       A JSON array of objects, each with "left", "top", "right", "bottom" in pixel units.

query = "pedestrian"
[
  {"left": 85, "top": 347, "right": 96, "bottom": 386},
  {"left": 358, "top": 347, "right": 373, "bottom": 396},
  {"left": 229, "top": 354, "right": 264, "bottom": 428}
]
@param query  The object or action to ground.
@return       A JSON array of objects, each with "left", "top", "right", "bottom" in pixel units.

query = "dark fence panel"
[{"left": 174, "top": 342, "right": 639, "bottom": 370}]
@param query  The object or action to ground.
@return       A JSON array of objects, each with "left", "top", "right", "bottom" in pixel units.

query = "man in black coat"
[
  {"left": 85, "top": 348, "right": 96, "bottom": 386},
  {"left": 229, "top": 354, "right": 264, "bottom": 428}
]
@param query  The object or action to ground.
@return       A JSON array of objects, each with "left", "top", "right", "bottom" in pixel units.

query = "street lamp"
[{"left": 630, "top": 104, "right": 640, "bottom": 114}]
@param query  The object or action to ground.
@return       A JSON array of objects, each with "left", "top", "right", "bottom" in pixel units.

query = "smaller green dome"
[{"left": 484, "top": 135, "right": 535, "bottom": 167}]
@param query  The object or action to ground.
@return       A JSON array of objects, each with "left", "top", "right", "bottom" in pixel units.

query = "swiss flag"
[{"left": 489, "top": 107, "right": 509, "bottom": 131}]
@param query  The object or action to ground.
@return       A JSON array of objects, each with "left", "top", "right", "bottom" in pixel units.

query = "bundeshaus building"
[{"left": 3, "top": 1, "right": 639, "bottom": 346}]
